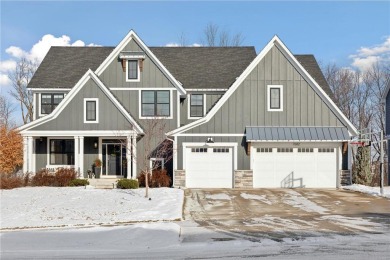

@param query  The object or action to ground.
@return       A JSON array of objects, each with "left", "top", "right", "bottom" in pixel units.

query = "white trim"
[
  {"left": 83, "top": 98, "right": 99, "bottom": 123},
  {"left": 79, "top": 136, "right": 84, "bottom": 178},
  {"left": 46, "top": 137, "right": 76, "bottom": 169},
  {"left": 18, "top": 69, "right": 144, "bottom": 134},
  {"left": 186, "top": 89, "right": 228, "bottom": 92},
  {"left": 167, "top": 35, "right": 358, "bottom": 136},
  {"left": 110, "top": 87, "right": 176, "bottom": 91},
  {"left": 33, "top": 94, "right": 36, "bottom": 120},
  {"left": 176, "top": 133, "right": 245, "bottom": 137},
  {"left": 182, "top": 142, "right": 238, "bottom": 171},
  {"left": 95, "top": 30, "right": 186, "bottom": 96},
  {"left": 125, "top": 59, "right": 141, "bottom": 82},
  {"left": 119, "top": 53, "right": 146, "bottom": 59},
  {"left": 29, "top": 88, "right": 71, "bottom": 91},
  {"left": 27, "top": 137, "right": 33, "bottom": 172},
  {"left": 267, "top": 85, "right": 283, "bottom": 112},
  {"left": 38, "top": 93, "right": 65, "bottom": 117},
  {"left": 381, "top": 80, "right": 390, "bottom": 103},
  {"left": 247, "top": 140, "right": 348, "bottom": 143},
  {"left": 23, "top": 137, "right": 28, "bottom": 173},
  {"left": 177, "top": 92, "right": 180, "bottom": 128},
  {"left": 21, "top": 130, "right": 137, "bottom": 137},
  {"left": 138, "top": 89, "right": 173, "bottom": 119},
  {"left": 188, "top": 94, "right": 206, "bottom": 119},
  {"left": 149, "top": 158, "right": 165, "bottom": 170}
]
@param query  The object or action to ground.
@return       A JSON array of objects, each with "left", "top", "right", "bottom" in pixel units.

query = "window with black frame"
[
  {"left": 49, "top": 139, "right": 74, "bottom": 165},
  {"left": 269, "top": 88, "right": 280, "bottom": 109},
  {"left": 127, "top": 60, "right": 138, "bottom": 80},
  {"left": 190, "top": 94, "right": 203, "bottom": 117},
  {"left": 86, "top": 101, "right": 96, "bottom": 121},
  {"left": 41, "top": 93, "right": 64, "bottom": 114},
  {"left": 141, "top": 90, "right": 170, "bottom": 117}
]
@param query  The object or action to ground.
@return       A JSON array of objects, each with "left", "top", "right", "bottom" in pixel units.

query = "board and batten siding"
[
  {"left": 29, "top": 79, "right": 134, "bottom": 131},
  {"left": 99, "top": 40, "right": 176, "bottom": 89},
  {"left": 34, "top": 92, "right": 68, "bottom": 119},
  {"left": 186, "top": 45, "right": 345, "bottom": 135}
]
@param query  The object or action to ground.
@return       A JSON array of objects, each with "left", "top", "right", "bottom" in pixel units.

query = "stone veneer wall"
[
  {"left": 174, "top": 170, "right": 185, "bottom": 187},
  {"left": 234, "top": 170, "right": 253, "bottom": 188}
]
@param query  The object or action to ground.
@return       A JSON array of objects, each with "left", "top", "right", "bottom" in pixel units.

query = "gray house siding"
[
  {"left": 35, "top": 137, "right": 47, "bottom": 172},
  {"left": 29, "top": 79, "right": 134, "bottom": 131},
  {"left": 100, "top": 40, "right": 176, "bottom": 89},
  {"left": 34, "top": 92, "right": 68, "bottom": 119},
  {"left": 83, "top": 137, "right": 99, "bottom": 177},
  {"left": 387, "top": 93, "right": 390, "bottom": 185}
]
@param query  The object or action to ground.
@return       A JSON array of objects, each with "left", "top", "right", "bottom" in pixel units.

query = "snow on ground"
[
  {"left": 283, "top": 190, "right": 329, "bottom": 214},
  {"left": 0, "top": 187, "right": 183, "bottom": 229},
  {"left": 205, "top": 193, "right": 231, "bottom": 200},
  {"left": 240, "top": 192, "right": 272, "bottom": 205},
  {"left": 343, "top": 184, "right": 390, "bottom": 198},
  {"left": 318, "top": 215, "right": 384, "bottom": 232}
]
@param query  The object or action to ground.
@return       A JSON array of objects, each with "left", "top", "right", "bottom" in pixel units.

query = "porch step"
[{"left": 88, "top": 178, "right": 120, "bottom": 189}]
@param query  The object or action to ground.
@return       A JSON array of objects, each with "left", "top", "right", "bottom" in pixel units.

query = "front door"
[{"left": 102, "top": 142, "right": 126, "bottom": 177}]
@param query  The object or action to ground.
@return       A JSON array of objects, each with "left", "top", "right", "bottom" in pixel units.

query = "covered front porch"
[{"left": 21, "top": 131, "right": 139, "bottom": 179}]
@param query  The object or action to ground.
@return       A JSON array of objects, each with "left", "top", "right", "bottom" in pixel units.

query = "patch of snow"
[
  {"left": 240, "top": 193, "right": 272, "bottom": 205},
  {"left": 283, "top": 190, "right": 329, "bottom": 214},
  {"left": 0, "top": 187, "right": 183, "bottom": 229},
  {"left": 318, "top": 215, "right": 384, "bottom": 232},
  {"left": 205, "top": 193, "right": 231, "bottom": 200},
  {"left": 343, "top": 184, "right": 390, "bottom": 198},
  {"left": 245, "top": 215, "right": 317, "bottom": 231}
]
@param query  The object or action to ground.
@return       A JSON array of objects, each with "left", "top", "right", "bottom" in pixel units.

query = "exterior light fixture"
[
  {"left": 94, "top": 141, "right": 98, "bottom": 149},
  {"left": 206, "top": 137, "right": 214, "bottom": 143}
]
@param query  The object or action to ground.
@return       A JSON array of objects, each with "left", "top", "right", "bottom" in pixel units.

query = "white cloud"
[
  {"left": 0, "top": 74, "right": 12, "bottom": 87},
  {"left": 349, "top": 36, "right": 390, "bottom": 71},
  {"left": 165, "top": 42, "right": 202, "bottom": 47},
  {"left": 0, "top": 60, "right": 17, "bottom": 73}
]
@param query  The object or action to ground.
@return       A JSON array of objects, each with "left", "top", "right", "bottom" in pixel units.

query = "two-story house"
[{"left": 18, "top": 30, "right": 357, "bottom": 188}]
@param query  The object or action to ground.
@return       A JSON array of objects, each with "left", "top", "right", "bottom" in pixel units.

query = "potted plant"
[{"left": 93, "top": 158, "right": 102, "bottom": 179}]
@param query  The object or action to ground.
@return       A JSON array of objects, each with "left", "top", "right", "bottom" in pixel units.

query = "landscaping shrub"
[
  {"left": 32, "top": 168, "right": 77, "bottom": 186},
  {"left": 138, "top": 169, "right": 171, "bottom": 188},
  {"left": 117, "top": 179, "right": 139, "bottom": 189},
  {"left": 0, "top": 173, "right": 24, "bottom": 189},
  {"left": 32, "top": 169, "right": 55, "bottom": 186},
  {"left": 69, "top": 179, "right": 89, "bottom": 186},
  {"left": 55, "top": 168, "right": 77, "bottom": 186}
]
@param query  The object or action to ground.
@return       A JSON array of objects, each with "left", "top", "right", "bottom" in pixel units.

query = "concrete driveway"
[{"left": 184, "top": 189, "right": 390, "bottom": 241}]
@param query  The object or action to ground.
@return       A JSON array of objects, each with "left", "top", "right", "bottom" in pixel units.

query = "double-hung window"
[
  {"left": 141, "top": 90, "right": 170, "bottom": 117},
  {"left": 84, "top": 98, "right": 99, "bottom": 123},
  {"left": 189, "top": 94, "right": 204, "bottom": 118},
  {"left": 267, "top": 85, "right": 283, "bottom": 111},
  {"left": 127, "top": 60, "right": 139, "bottom": 81},
  {"left": 49, "top": 139, "right": 74, "bottom": 165},
  {"left": 41, "top": 93, "right": 64, "bottom": 115}
]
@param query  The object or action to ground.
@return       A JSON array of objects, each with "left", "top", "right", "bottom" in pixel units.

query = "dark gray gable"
[
  {"left": 149, "top": 47, "right": 257, "bottom": 89},
  {"left": 28, "top": 47, "right": 114, "bottom": 89}
]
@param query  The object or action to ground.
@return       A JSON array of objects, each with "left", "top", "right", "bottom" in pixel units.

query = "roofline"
[
  {"left": 94, "top": 30, "right": 186, "bottom": 96},
  {"left": 167, "top": 35, "right": 358, "bottom": 136},
  {"left": 381, "top": 79, "right": 390, "bottom": 103},
  {"left": 18, "top": 69, "right": 144, "bottom": 134}
]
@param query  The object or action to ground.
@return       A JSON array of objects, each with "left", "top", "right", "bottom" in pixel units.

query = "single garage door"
[
  {"left": 253, "top": 146, "right": 337, "bottom": 188},
  {"left": 185, "top": 146, "right": 233, "bottom": 188}
]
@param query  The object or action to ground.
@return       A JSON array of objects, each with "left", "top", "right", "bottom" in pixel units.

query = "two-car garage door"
[
  {"left": 185, "top": 146, "right": 234, "bottom": 188},
  {"left": 252, "top": 145, "right": 338, "bottom": 188}
]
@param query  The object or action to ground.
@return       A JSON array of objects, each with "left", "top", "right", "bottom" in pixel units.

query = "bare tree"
[
  {"left": 202, "top": 22, "right": 244, "bottom": 47},
  {"left": 203, "top": 22, "right": 219, "bottom": 46},
  {"left": 178, "top": 32, "right": 187, "bottom": 47},
  {"left": 0, "top": 94, "right": 16, "bottom": 129},
  {"left": 8, "top": 58, "right": 38, "bottom": 124}
]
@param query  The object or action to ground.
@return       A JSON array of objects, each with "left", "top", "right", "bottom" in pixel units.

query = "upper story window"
[
  {"left": 267, "top": 85, "right": 283, "bottom": 111},
  {"left": 126, "top": 60, "right": 140, "bottom": 82},
  {"left": 41, "top": 93, "right": 64, "bottom": 115},
  {"left": 141, "top": 90, "right": 170, "bottom": 117},
  {"left": 84, "top": 98, "right": 99, "bottom": 123},
  {"left": 189, "top": 94, "right": 204, "bottom": 118}
]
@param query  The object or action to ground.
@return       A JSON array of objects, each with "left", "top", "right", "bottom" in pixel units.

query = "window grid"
[
  {"left": 41, "top": 93, "right": 64, "bottom": 114},
  {"left": 191, "top": 148, "right": 208, "bottom": 153},
  {"left": 213, "top": 148, "right": 229, "bottom": 153},
  {"left": 141, "top": 90, "right": 170, "bottom": 117},
  {"left": 277, "top": 148, "right": 293, "bottom": 153},
  {"left": 318, "top": 148, "right": 334, "bottom": 153},
  {"left": 190, "top": 94, "right": 204, "bottom": 117},
  {"left": 49, "top": 139, "right": 74, "bottom": 165},
  {"left": 270, "top": 88, "right": 280, "bottom": 109},
  {"left": 298, "top": 148, "right": 314, "bottom": 153},
  {"left": 257, "top": 148, "right": 273, "bottom": 153},
  {"left": 127, "top": 60, "right": 138, "bottom": 80}
]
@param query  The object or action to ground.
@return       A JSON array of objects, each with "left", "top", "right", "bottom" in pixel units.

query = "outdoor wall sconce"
[
  {"left": 39, "top": 137, "right": 43, "bottom": 142},
  {"left": 206, "top": 137, "right": 214, "bottom": 143},
  {"left": 94, "top": 141, "right": 98, "bottom": 149}
]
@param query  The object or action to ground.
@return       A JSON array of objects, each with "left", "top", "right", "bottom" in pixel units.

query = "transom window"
[
  {"left": 277, "top": 148, "right": 293, "bottom": 153},
  {"left": 84, "top": 98, "right": 98, "bottom": 123},
  {"left": 318, "top": 148, "right": 334, "bottom": 153},
  {"left": 41, "top": 93, "right": 64, "bottom": 114},
  {"left": 49, "top": 139, "right": 74, "bottom": 165},
  {"left": 267, "top": 85, "right": 283, "bottom": 111},
  {"left": 141, "top": 90, "right": 170, "bottom": 117},
  {"left": 190, "top": 94, "right": 204, "bottom": 118},
  {"left": 127, "top": 60, "right": 139, "bottom": 80},
  {"left": 191, "top": 148, "right": 207, "bottom": 153},
  {"left": 213, "top": 148, "right": 229, "bottom": 153},
  {"left": 298, "top": 148, "right": 314, "bottom": 153},
  {"left": 257, "top": 148, "right": 273, "bottom": 153}
]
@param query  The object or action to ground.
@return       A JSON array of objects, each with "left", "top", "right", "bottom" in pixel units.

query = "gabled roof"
[
  {"left": 168, "top": 35, "right": 358, "bottom": 136},
  {"left": 28, "top": 47, "right": 114, "bottom": 89},
  {"left": 19, "top": 69, "right": 144, "bottom": 134},
  {"left": 149, "top": 47, "right": 256, "bottom": 89}
]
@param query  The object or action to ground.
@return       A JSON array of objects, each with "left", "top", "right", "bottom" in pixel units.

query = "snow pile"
[
  {"left": 343, "top": 184, "right": 390, "bottom": 198},
  {"left": 205, "top": 193, "right": 231, "bottom": 200},
  {"left": 283, "top": 190, "right": 329, "bottom": 214},
  {"left": 240, "top": 193, "right": 272, "bottom": 205},
  {"left": 0, "top": 187, "right": 184, "bottom": 229}
]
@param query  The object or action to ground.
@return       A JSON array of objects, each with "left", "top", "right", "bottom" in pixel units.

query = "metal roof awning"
[{"left": 245, "top": 126, "right": 350, "bottom": 142}]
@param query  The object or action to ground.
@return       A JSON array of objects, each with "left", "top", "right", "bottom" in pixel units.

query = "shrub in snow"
[
  {"left": 32, "top": 168, "right": 77, "bottom": 187},
  {"left": 69, "top": 179, "right": 89, "bottom": 186},
  {"left": 138, "top": 169, "right": 172, "bottom": 188},
  {"left": 353, "top": 146, "right": 372, "bottom": 185},
  {"left": 117, "top": 179, "right": 139, "bottom": 189},
  {"left": 0, "top": 172, "right": 30, "bottom": 189}
]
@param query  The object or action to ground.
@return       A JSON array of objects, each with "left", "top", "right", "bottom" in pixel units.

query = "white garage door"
[
  {"left": 253, "top": 146, "right": 337, "bottom": 188},
  {"left": 185, "top": 146, "right": 233, "bottom": 188}
]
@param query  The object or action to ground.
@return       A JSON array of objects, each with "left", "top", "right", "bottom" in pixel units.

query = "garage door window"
[
  {"left": 298, "top": 148, "right": 314, "bottom": 153},
  {"left": 319, "top": 148, "right": 334, "bottom": 153},
  {"left": 257, "top": 148, "right": 273, "bottom": 153},
  {"left": 277, "top": 148, "right": 293, "bottom": 153},
  {"left": 191, "top": 148, "right": 207, "bottom": 153},
  {"left": 213, "top": 148, "right": 229, "bottom": 153}
]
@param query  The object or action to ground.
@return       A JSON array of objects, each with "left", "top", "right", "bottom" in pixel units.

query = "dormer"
[{"left": 119, "top": 51, "right": 146, "bottom": 82}]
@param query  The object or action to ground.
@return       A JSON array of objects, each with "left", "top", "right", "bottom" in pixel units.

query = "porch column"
[
  {"left": 132, "top": 135, "right": 137, "bottom": 179},
  {"left": 79, "top": 136, "right": 84, "bottom": 179},
  {"left": 126, "top": 136, "right": 131, "bottom": 179},
  {"left": 74, "top": 136, "right": 79, "bottom": 174},
  {"left": 23, "top": 137, "right": 28, "bottom": 173},
  {"left": 27, "top": 136, "right": 33, "bottom": 172}
]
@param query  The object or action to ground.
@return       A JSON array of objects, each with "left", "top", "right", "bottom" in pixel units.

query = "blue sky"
[{"left": 1, "top": 1, "right": 390, "bottom": 124}]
